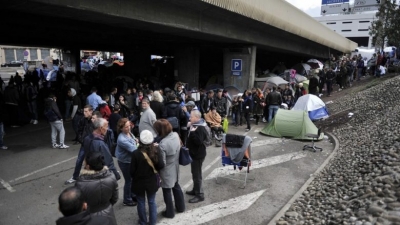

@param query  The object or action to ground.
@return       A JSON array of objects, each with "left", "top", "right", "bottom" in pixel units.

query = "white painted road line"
[
  {"left": 9, "top": 156, "right": 77, "bottom": 183},
  {"left": 157, "top": 156, "right": 222, "bottom": 214},
  {"left": 205, "top": 152, "right": 307, "bottom": 180},
  {"left": 251, "top": 138, "right": 282, "bottom": 148},
  {"left": 159, "top": 189, "right": 266, "bottom": 224},
  {"left": 0, "top": 178, "right": 16, "bottom": 192}
]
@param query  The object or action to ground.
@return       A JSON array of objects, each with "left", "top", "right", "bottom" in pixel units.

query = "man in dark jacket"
[
  {"left": 308, "top": 75, "right": 319, "bottom": 96},
  {"left": 162, "top": 94, "right": 185, "bottom": 133},
  {"left": 266, "top": 87, "right": 282, "bottom": 122},
  {"left": 186, "top": 110, "right": 208, "bottom": 203},
  {"left": 214, "top": 89, "right": 227, "bottom": 118},
  {"left": 56, "top": 186, "right": 116, "bottom": 225},
  {"left": 45, "top": 95, "right": 69, "bottom": 149},
  {"left": 83, "top": 118, "right": 119, "bottom": 180},
  {"left": 65, "top": 104, "right": 94, "bottom": 185},
  {"left": 200, "top": 90, "right": 215, "bottom": 116}
]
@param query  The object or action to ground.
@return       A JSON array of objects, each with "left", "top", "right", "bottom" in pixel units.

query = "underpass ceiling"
[{"left": 0, "top": 0, "right": 334, "bottom": 57}]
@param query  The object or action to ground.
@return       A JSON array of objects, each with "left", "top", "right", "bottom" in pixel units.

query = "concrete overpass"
[{"left": 0, "top": 0, "right": 357, "bottom": 91}]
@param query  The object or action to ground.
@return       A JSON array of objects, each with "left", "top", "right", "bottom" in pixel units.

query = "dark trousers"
[
  {"left": 318, "top": 80, "right": 325, "bottom": 94},
  {"left": 326, "top": 81, "right": 333, "bottom": 96},
  {"left": 234, "top": 111, "right": 242, "bottom": 125},
  {"left": 244, "top": 112, "right": 250, "bottom": 129},
  {"left": 72, "top": 146, "right": 85, "bottom": 179},
  {"left": 118, "top": 161, "right": 134, "bottom": 203},
  {"left": 162, "top": 182, "right": 185, "bottom": 217},
  {"left": 180, "top": 129, "right": 188, "bottom": 145},
  {"left": 190, "top": 158, "right": 205, "bottom": 196},
  {"left": 6, "top": 104, "right": 19, "bottom": 126},
  {"left": 263, "top": 105, "right": 269, "bottom": 121}
]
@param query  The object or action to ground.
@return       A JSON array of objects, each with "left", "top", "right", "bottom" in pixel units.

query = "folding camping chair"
[{"left": 215, "top": 134, "right": 254, "bottom": 188}]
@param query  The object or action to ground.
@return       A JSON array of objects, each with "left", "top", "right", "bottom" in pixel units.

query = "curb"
[{"left": 267, "top": 132, "right": 340, "bottom": 225}]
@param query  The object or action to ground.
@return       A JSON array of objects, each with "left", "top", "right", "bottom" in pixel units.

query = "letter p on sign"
[{"left": 231, "top": 59, "right": 242, "bottom": 72}]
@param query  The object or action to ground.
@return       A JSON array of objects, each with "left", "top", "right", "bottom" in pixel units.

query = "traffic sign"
[
  {"left": 354, "top": 0, "right": 380, "bottom": 7},
  {"left": 23, "top": 50, "right": 29, "bottom": 56},
  {"left": 321, "top": 3, "right": 349, "bottom": 15},
  {"left": 231, "top": 59, "right": 242, "bottom": 72},
  {"left": 321, "top": 0, "right": 349, "bottom": 5},
  {"left": 353, "top": 5, "right": 379, "bottom": 12}
]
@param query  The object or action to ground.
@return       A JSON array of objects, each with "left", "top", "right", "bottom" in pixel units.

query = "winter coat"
[
  {"left": 214, "top": 96, "right": 227, "bottom": 117},
  {"left": 308, "top": 76, "right": 319, "bottom": 95},
  {"left": 130, "top": 149, "right": 164, "bottom": 195},
  {"left": 3, "top": 85, "right": 19, "bottom": 105},
  {"left": 204, "top": 111, "right": 222, "bottom": 128},
  {"left": 56, "top": 210, "right": 115, "bottom": 225},
  {"left": 44, "top": 97, "right": 63, "bottom": 121},
  {"left": 99, "top": 103, "right": 111, "bottom": 120},
  {"left": 83, "top": 134, "right": 119, "bottom": 180},
  {"left": 253, "top": 95, "right": 264, "bottom": 115},
  {"left": 200, "top": 96, "right": 215, "bottom": 114},
  {"left": 150, "top": 100, "right": 164, "bottom": 119},
  {"left": 266, "top": 91, "right": 282, "bottom": 106},
  {"left": 187, "top": 119, "right": 208, "bottom": 160},
  {"left": 124, "top": 94, "right": 135, "bottom": 110},
  {"left": 116, "top": 132, "right": 137, "bottom": 164},
  {"left": 78, "top": 117, "right": 93, "bottom": 144},
  {"left": 75, "top": 166, "right": 118, "bottom": 225},
  {"left": 242, "top": 96, "right": 252, "bottom": 113},
  {"left": 158, "top": 132, "right": 180, "bottom": 188},
  {"left": 139, "top": 107, "right": 157, "bottom": 137},
  {"left": 162, "top": 101, "right": 185, "bottom": 125}
]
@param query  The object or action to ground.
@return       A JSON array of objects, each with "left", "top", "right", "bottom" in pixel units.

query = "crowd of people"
[{"left": 0, "top": 51, "right": 392, "bottom": 224}]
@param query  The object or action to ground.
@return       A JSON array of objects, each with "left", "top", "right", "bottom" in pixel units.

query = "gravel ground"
[{"left": 276, "top": 73, "right": 400, "bottom": 225}]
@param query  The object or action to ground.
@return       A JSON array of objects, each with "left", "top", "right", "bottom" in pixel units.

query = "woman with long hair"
[
  {"left": 153, "top": 119, "right": 185, "bottom": 218},
  {"left": 253, "top": 88, "right": 264, "bottom": 125},
  {"left": 116, "top": 94, "right": 129, "bottom": 118},
  {"left": 150, "top": 91, "right": 165, "bottom": 119},
  {"left": 130, "top": 130, "right": 164, "bottom": 225},
  {"left": 116, "top": 118, "right": 137, "bottom": 206}
]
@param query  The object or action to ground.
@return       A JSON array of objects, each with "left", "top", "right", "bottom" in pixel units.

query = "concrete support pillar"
[
  {"left": 124, "top": 48, "right": 151, "bottom": 78},
  {"left": 174, "top": 47, "right": 200, "bottom": 90},
  {"left": 223, "top": 46, "right": 257, "bottom": 92},
  {"left": 61, "top": 49, "right": 79, "bottom": 73}
]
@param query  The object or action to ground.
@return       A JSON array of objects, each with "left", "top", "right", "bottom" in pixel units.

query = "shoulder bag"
[{"left": 142, "top": 152, "right": 161, "bottom": 188}]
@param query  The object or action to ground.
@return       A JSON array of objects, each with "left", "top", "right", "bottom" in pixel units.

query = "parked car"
[{"left": 1, "top": 61, "right": 23, "bottom": 67}]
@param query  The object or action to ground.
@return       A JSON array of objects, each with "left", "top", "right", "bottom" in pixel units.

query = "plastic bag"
[{"left": 222, "top": 117, "right": 229, "bottom": 133}]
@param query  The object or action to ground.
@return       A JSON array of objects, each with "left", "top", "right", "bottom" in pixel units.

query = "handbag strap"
[{"left": 142, "top": 152, "right": 157, "bottom": 174}]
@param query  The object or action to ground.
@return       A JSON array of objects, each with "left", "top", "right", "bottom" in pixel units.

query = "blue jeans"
[
  {"left": 72, "top": 146, "right": 85, "bottom": 179},
  {"left": 0, "top": 122, "right": 4, "bottom": 147},
  {"left": 118, "top": 161, "right": 134, "bottom": 203},
  {"left": 137, "top": 192, "right": 157, "bottom": 225},
  {"left": 268, "top": 105, "right": 279, "bottom": 122}
]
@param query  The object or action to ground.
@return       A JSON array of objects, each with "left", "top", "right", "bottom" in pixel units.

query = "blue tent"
[{"left": 292, "top": 94, "right": 329, "bottom": 121}]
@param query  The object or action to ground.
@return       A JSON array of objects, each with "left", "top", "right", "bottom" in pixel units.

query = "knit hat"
[
  {"left": 185, "top": 101, "right": 195, "bottom": 107},
  {"left": 140, "top": 130, "right": 153, "bottom": 145}
]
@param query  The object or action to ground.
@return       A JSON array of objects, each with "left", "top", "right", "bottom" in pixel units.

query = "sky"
[{"left": 285, "top": 0, "right": 355, "bottom": 17}]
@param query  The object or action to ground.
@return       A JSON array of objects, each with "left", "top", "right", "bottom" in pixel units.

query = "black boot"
[
  {"left": 189, "top": 195, "right": 204, "bottom": 203},
  {"left": 185, "top": 190, "right": 195, "bottom": 196}
]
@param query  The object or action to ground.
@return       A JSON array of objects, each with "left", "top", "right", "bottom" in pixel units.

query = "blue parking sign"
[{"left": 231, "top": 59, "right": 242, "bottom": 72}]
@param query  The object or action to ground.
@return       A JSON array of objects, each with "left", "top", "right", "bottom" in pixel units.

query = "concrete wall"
[
  {"left": 174, "top": 47, "right": 200, "bottom": 90},
  {"left": 223, "top": 47, "right": 256, "bottom": 92}
]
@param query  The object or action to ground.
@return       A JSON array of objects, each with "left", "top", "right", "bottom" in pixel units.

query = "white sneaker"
[
  {"left": 52, "top": 143, "right": 60, "bottom": 149},
  {"left": 0, "top": 146, "right": 8, "bottom": 150},
  {"left": 64, "top": 177, "right": 76, "bottom": 185},
  {"left": 59, "top": 144, "right": 69, "bottom": 149},
  {"left": 33, "top": 120, "right": 38, "bottom": 125},
  {"left": 30, "top": 120, "right": 34, "bottom": 124},
  {"left": 262, "top": 118, "right": 267, "bottom": 123}
]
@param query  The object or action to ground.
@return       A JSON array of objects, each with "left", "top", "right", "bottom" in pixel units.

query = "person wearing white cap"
[{"left": 130, "top": 130, "right": 164, "bottom": 225}]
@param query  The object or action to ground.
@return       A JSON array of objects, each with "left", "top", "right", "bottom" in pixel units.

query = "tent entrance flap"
[{"left": 260, "top": 109, "right": 323, "bottom": 140}]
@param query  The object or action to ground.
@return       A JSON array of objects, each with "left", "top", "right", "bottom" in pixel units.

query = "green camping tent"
[{"left": 260, "top": 109, "right": 323, "bottom": 140}]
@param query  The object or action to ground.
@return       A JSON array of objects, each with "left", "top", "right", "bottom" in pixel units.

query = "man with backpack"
[{"left": 186, "top": 110, "right": 209, "bottom": 203}]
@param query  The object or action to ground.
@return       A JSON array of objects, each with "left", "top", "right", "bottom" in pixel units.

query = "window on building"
[
  {"left": 359, "top": 21, "right": 370, "bottom": 23},
  {"left": 342, "top": 30, "right": 351, "bottom": 32},
  {"left": 358, "top": 29, "right": 369, "bottom": 31},
  {"left": 327, "top": 22, "right": 336, "bottom": 24},
  {"left": 342, "top": 21, "right": 352, "bottom": 24}
]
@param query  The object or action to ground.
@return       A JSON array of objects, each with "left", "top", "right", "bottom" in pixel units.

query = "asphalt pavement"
[{"left": 0, "top": 118, "right": 336, "bottom": 225}]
